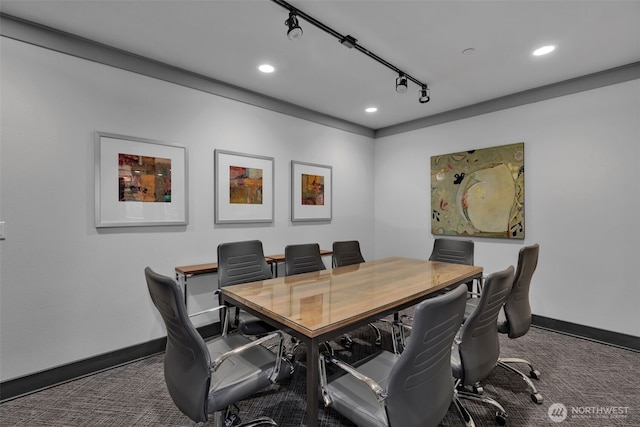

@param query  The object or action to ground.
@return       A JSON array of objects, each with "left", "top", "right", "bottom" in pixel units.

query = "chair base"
[
  {"left": 212, "top": 411, "right": 277, "bottom": 427},
  {"left": 341, "top": 322, "right": 382, "bottom": 349},
  {"left": 454, "top": 388, "right": 508, "bottom": 427},
  {"left": 498, "top": 358, "right": 543, "bottom": 404}
]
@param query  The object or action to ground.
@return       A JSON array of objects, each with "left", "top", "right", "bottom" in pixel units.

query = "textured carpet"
[{"left": 1, "top": 319, "right": 639, "bottom": 426}]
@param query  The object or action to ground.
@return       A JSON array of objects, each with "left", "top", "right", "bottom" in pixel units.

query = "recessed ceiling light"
[
  {"left": 365, "top": 107, "right": 378, "bottom": 113},
  {"left": 532, "top": 45, "right": 556, "bottom": 56},
  {"left": 258, "top": 64, "right": 275, "bottom": 73}
]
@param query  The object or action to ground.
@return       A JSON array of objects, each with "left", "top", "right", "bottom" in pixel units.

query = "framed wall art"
[
  {"left": 94, "top": 132, "right": 188, "bottom": 228},
  {"left": 215, "top": 149, "right": 274, "bottom": 224},
  {"left": 430, "top": 142, "right": 525, "bottom": 239},
  {"left": 291, "top": 161, "right": 332, "bottom": 222}
]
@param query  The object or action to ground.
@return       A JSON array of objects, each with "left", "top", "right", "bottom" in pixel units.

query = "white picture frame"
[
  {"left": 94, "top": 132, "right": 188, "bottom": 228},
  {"left": 291, "top": 161, "right": 332, "bottom": 222},
  {"left": 215, "top": 150, "right": 274, "bottom": 224}
]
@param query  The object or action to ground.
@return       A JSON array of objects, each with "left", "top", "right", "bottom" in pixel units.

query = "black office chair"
[
  {"left": 451, "top": 266, "right": 514, "bottom": 426},
  {"left": 217, "top": 240, "right": 275, "bottom": 336},
  {"left": 332, "top": 240, "right": 366, "bottom": 267},
  {"left": 332, "top": 240, "right": 382, "bottom": 348},
  {"left": 319, "top": 284, "right": 468, "bottom": 427},
  {"left": 463, "top": 244, "right": 542, "bottom": 404},
  {"left": 284, "top": 243, "right": 326, "bottom": 276},
  {"left": 429, "top": 238, "right": 477, "bottom": 292},
  {"left": 497, "top": 244, "right": 542, "bottom": 404},
  {"left": 145, "top": 267, "right": 290, "bottom": 426}
]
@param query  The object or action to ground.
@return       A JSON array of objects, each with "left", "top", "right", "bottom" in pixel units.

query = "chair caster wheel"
[
  {"left": 529, "top": 369, "right": 541, "bottom": 380},
  {"left": 472, "top": 384, "right": 484, "bottom": 395},
  {"left": 224, "top": 413, "right": 241, "bottom": 426},
  {"left": 531, "top": 393, "right": 543, "bottom": 404},
  {"left": 495, "top": 411, "right": 507, "bottom": 426}
]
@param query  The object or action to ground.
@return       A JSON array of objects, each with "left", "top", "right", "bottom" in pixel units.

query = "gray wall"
[
  {"left": 374, "top": 79, "right": 640, "bottom": 337},
  {"left": 1, "top": 34, "right": 639, "bottom": 383},
  {"left": 0, "top": 38, "right": 374, "bottom": 381}
]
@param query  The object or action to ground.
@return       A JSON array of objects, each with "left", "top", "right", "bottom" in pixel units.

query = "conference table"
[{"left": 220, "top": 256, "right": 482, "bottom": 427}]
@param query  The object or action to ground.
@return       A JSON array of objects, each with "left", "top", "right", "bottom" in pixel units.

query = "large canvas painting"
[{"left": 430, "top": 142, "right": 524, "bottom": 239}]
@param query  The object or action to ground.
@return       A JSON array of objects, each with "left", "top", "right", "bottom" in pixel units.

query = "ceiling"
[{"left": 2, "top": 0, "right": 639, "bottom": 130}]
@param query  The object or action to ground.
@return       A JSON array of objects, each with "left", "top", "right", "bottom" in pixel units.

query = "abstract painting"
[
  {"left": 118, "top": 154, "right": 172, "bottom": 202},
  {"left": 229, "top": 165, "right": 263, "bottom": 204},
  {"left": 430, "top": 142, "right": 524, "bottom": 239},
  {"left": 301, "top": 174, "right": 325, "bottom": 205}
]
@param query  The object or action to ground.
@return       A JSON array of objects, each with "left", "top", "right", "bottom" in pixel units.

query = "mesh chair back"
[
  {"left": 332, "top": 240, "right": 365, "bottom": 267},
  {"left": 217, "top": 240, "right": 272, "bottom": 288},
  {"left": 386, "top": 284, "right": 468, "bottom": 427},
  {"left": 429, "top": 238, "right": 474, "bottom": 265},
  {"left": 503, "top": 244, "right": 539, "bottom": 339},
  {"left": 458, "top": 266, "right": 514, "bottom": 385},
  {"left": 145, "top": 267, "right": 211, "bottom": 423},
  {"left": 284, "top": 243, "right": 326, "bottom": 276}
]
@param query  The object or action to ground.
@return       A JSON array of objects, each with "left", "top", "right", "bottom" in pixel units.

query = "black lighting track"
[{"left": 270, "top": 0, "right": 429, "bottom": 93}]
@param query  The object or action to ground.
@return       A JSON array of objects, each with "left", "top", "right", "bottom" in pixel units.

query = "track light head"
[
  {"left": 395, "top": 74, "right": 408, "bottom": 94},
  {"left": 419, "top": 85, "right": 431, "bottom": 103},
  {"left": 340, "top": 35, "right": 358, "bottom": 49},
  {"left": 285, "top": 11, "right": 303, "bottom": 40}
]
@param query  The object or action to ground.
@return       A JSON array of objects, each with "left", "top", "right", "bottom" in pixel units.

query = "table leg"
[
  {"left": 175, "top": 272, "right": 188, "bottom": 309},
  {"left": 306, "top": 338, "right": 320, "bottom": 427}
]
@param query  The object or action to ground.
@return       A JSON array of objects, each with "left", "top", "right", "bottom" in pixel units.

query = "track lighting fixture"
[
  {"left": 419, "top": 85, "right": 431, "bottom": 104},
  {"left": 339, "top": 35, "right": 358, "bottom": 49},
  {"left": 395, "top": 74, "right": 408, "bottom": 94},
  {"left": 272, "top": 0, "right": 431, "bottom": 105},
  {"left": 285, "top": 11, "right": 303, "bottom": 40}
]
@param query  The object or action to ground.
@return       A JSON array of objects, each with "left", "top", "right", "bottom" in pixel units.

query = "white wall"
[
  {"left": 0, "top": 39, "right": 374, "bottom": 381},
  {"left": 374, "top": 79, "right": 640, "bottom": 337},
  {"left": 2, "top": 36, "right": 638, "bottom": 384}
]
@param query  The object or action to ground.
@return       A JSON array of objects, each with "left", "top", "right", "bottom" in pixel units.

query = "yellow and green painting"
[
  {"left": 118, "top": 153, "right": 171, "bottom": 202},
  {"left": 229, "top": 166, "right": 263, "bottom": 204},
  {"left": 430, "top": 142, "right": 524, "bottom": 239},
  {"left": 301, "top": 174, "right": 325, "bottom": 205}
]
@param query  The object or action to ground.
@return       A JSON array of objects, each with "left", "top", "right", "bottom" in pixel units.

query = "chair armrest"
[
  {"left": 399, "top": 314, "right": 413, "bottom": 327},
  {"left": 189, "top": 302, "right": 230, "bottom": 335},
  {"left": 210, "top": 331, "right": 284, "bottom": 383},
  {"left": 189, "top": 290, "right": 223, "bottom": 318},
  {"left": 188, "top": 305, "right": 225, "bottom": 318},
  {"left": 324, "top": 355, "right": 387, "bottom": 402}
]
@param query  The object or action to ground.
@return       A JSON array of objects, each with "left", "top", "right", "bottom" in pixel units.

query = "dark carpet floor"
[{"left": 1, "top": 318, "right": 639, "bottom": 426}]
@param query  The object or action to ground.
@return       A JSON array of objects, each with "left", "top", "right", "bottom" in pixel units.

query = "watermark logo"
[
  {"left": 548, "top": 403, "right": 568, "bottom": 423},
  {"left": 548, "top": 402, "right": 630, "bottom": 422}
]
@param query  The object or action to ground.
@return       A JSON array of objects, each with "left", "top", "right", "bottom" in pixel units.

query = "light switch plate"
[{"left": 0, "top": 221, "right": 5, "bottom": 240}]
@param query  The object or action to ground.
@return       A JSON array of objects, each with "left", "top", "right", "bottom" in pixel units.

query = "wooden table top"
[
  {"left": 174, "top": 262, "right": 219, "bottom": 276},
  {"left": 221, "top": 257, "right": 482, "bottom": 338}
]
